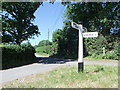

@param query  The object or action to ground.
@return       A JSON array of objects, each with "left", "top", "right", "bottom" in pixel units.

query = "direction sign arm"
[{"left": 79, "top": 24, "right": 83, "bottom": 36}]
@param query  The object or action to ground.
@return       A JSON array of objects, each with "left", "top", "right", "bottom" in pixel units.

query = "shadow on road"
[{"left": 36, "top": 56, "right": 76, "bottom": 64}]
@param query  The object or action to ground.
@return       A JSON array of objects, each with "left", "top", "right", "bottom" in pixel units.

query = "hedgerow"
[{"left": 2, "top": 43, "right": 36, "bottom": 69}]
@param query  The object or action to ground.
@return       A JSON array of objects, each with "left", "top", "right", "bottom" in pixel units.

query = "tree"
[
  {"left": 52, "top": 2, "right": 119, "bottom": 59},
  {"left": 60, "top": 2, "right": 120, "bottom": 58},
  {"left": 64, "top": 2, "right": 120, "bottom": 37},
  {"left": 52, "top": 21, "right": 79, "bottom": 59},
  {"left": 38, "top": 40, "right": 52, "bottom": 47},
  {"left": 2, "top": 2, "right": 42, "bottom": 45},
  {"left": 52, "top": 29, "right": 63, "bottom": 44}
]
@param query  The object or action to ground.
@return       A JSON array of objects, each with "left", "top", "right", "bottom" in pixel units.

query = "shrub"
[
  {"left": 85, "top": 34, "right": 109, "bottom": 56},
  {"left": 36, "top": 44, "right": 58, "bottom": 56},
  {"left": 2, "top": 43, "right": 36, "bottom": 69},
  {"left": 104, "top": 51, "right": 117, "bottom": 59},
  {"left": 114, "top": 42, "right": 120, "bottom": 60},
  {"left": 90, "top": 51, "right": 118, "bottom": 60},
  {"left": 85, "top": 34, "right": 119, "bottom": 60},
  {"left": 36, "top": 46, "right": 46, "bottom": 54}
]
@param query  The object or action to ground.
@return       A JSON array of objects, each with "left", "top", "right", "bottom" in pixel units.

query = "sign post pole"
[{"left": 78, "top": 25, "right": 84, "bottom": 72}]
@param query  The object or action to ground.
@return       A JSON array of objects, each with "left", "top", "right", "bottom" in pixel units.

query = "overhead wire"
[
  {"left": 49, "top": 3, "right": 59, "bottom": 28},
  {"left": 51, "top": 5, "right": 65, "bottom": 31},
  {"left": 48, "top": 3, "right": 66, "bottom": 41},
  {"left": 45, "top": 3, "right": 59, "bottom": 42}
]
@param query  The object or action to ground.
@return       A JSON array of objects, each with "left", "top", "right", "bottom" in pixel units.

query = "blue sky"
[{"left": 27, "top": 2, "right": 66, "bottom": 46}]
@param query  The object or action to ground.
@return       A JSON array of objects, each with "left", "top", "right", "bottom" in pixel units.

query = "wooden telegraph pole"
[
  {"left": 48, "top": 29, "right": 50, "bottom": 53},
  {"left": 48, "top": 29, "right": 49, "bottom": 44},
  {"left": 46, "top": 29, "right": 50, "bottom": 53},
  {"left": 48, "top": 29, "right": 50, "bottom": 41}
]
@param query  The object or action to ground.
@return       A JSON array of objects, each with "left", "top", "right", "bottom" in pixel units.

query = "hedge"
[{"left": 2, "top": 43, "right": 36, "bottom": 69}]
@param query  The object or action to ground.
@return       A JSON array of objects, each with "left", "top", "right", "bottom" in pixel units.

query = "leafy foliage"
[
  {"left": 36, "top": 44, "right": 57, "bottom": 56},
  {"left": 35, "top": 40, "right": 57, "bottom": 56},
  {"left": 85, "top": 34, "right": 109, "bottom": 55},
  {"left": 36, "top": 46, "right": 46, "bottom": 54},
  {"left": 37, "top": 40, "right": 52, "bottom": 47},
  {"left": 114, "top": 42, "right": 120, "bottom": 60},
  {"left": 84, "top": 34, "right": 119, "bottom": 60},
  {"left": 2, "top": 43, "right": 36, "bottom": 69},
  {"left": 51, "top": 2, "right": 119, "bottom": 60},
  {"left": 52, "top": 21, "right": 78, "bottom": 59},
  {"left": 2, "top": 2, "right": 42, "bottom": 45},
  {"left": 64, "top": 2, "right": 120, "bottom": 36}
]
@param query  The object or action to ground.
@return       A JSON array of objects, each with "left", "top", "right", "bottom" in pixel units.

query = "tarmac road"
[{"left": 0, "top": 53, "right": 118, "bottom": 83}]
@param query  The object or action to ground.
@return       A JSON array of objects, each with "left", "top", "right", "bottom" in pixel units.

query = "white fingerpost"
[
  {"left": 71, "top": 22, "right": 84, "bottom": 72},
  {"left": 71, "top": 21, "right": 98, "bottom": 72},
  {"left": 78, "top": 24, "right": 83, "bottom": 62}
]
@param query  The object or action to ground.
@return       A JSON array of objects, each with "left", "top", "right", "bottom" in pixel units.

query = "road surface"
[{"left": 0, "top": 54, "right": 118, "bottom": 83}]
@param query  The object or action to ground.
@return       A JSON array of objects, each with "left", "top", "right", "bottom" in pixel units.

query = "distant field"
[{"left": 2, "top": 65, "right": 118, "bottom": 88}]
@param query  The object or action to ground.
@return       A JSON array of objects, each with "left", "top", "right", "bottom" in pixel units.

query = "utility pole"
[
  {"left": 48, "top": 28, "right": 49, "bottom": 44},
  {"left": 48, "top": 29, "right": 50, "bottom": 53}
]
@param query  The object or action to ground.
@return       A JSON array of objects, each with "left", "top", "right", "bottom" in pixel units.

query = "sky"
[{"left": 27, "top": 2, "right": 66, "bottom": 46}]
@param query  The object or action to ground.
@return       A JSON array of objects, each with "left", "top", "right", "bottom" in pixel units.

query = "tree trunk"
[{"left": 16, "top": 39, "right": 21, "bottom": 45}]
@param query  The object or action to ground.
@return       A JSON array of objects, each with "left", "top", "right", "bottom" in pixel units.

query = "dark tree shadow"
[{"left": 36, "top": 56, "right": 76, "bottom": 64}]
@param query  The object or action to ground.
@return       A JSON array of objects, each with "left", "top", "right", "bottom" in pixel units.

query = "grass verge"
[
  {"left": 2, "top": 65, "right": 118, "bottom": 88},
  {"left": 84, "top": 56, "right": 118, "bottom": 62},
  {"left": 36, "top": 52, "right": 49, "bottom": 57}
]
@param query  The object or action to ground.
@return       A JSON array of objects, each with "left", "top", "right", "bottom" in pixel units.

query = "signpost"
[
  {"left": 71, "top": 22, "right": 98, "bottom": 72},
  {"left": 83, "top": 32, "right": 98, "bottom": 38}
]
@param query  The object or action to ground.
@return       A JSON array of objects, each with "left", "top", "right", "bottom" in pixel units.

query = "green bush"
[
  {"left": 114, "top": 42, "right": 120, "bottom": 60},
  {"left": 85, "top": 34, "right": 119, "bottom": 60},
  {"left": 85, "top": 34, "right": 109, "bottom": 56},
  {"left": 104, "top": 51, "right": 117, "bottom": 59},
  {"left": 36, "top": 45, "right": 57, "bottom": 56},
  {"left": 36, "top": 46, "right": 46, "bottom": 54},
  {"left": 2, "top": 43, "right": 36, "bottom": 69},
  {"left": 91, "top": 51, "right": 118, "bottom": 60}
]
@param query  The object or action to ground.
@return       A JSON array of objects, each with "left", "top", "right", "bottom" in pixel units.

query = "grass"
[
  {"left": 36, "top": 52, "right": 49, "bottom": 57},
  {"left": 84, "top": 56, "right": 118, "bottom": 62},
  {"left": 2, "top": 65, "right": 118, "bottom": 88},
  {"left": 0, "top": 44, "right": 4, "bottom": 47},
  {"left": 35, "top": 46, "right": 51, "bottom": 57}
]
